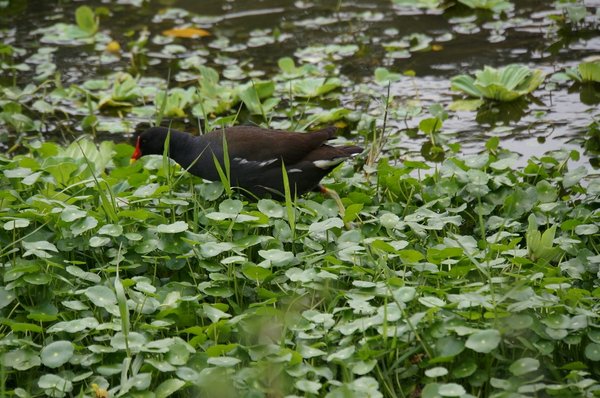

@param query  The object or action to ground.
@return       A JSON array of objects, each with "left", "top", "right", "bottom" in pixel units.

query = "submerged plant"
[{"left": 451, "top": 64, "right": 545, "bottom": 102}]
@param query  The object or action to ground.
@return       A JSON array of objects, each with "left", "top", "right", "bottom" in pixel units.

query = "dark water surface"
[{"left": 1, "top": 0, "right": 599, "bottom": 168}]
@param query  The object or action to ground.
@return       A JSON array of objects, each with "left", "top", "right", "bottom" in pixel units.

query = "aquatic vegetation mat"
[{"left": 0, "top": 137, "right": 599, "bottom": 397}]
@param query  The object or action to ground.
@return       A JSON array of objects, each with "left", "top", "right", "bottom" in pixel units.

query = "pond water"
[{"left": 1, "top": 0, "right": 599, "bottom": 169}]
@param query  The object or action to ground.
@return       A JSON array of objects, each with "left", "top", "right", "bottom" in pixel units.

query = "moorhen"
[{"left": 130, "top": 126, "right": 362, "bottom": 205}]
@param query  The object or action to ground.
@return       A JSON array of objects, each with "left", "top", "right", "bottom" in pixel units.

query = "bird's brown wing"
[{"left": 213, "top": 125, "right": 337, "bottom": 165}]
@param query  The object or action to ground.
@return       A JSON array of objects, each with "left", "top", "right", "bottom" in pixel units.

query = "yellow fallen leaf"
[
  {"left": 106, "top": 41, "right": 121, "bottom": 54},
  {"left": 432, "top": 44, "right": 443, "bottom": 52},
  {"left": 162, "top": 27, "right": 210, "bottom": 38},
  {"left": 92, "top": 383, "right": 109, "bottom": 398}
]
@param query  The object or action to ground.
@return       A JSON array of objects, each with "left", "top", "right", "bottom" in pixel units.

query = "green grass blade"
[
  {"left": 114, "top": 244, "right": 130, "bottom": 357},
  {"left": 162, "top": 127, "right": 172, "bottom": 187},
  {"left": 211, "top": 132, "right": 232, "bottom": 196},
  {"left": 155, "top": 69, "right": 171, "bottom": 127},
  {"left": 74, "top": 140, "right": 119, "bottom": 223},
  {"left": 281, "top": 161, "right": 296, "bottom": 239}
]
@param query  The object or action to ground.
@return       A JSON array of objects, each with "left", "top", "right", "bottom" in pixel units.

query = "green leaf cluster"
[{"left": 451, "top": 64, "right": 545, "bottom": 102}]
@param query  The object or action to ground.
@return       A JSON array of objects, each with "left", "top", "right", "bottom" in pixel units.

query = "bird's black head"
[{"left": 131, "top": 127, "right": 172, "bottom": 162}]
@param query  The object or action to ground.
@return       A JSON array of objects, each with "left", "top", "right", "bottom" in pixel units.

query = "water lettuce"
[{"left": 451, "top": 64, "right": 544, "bottom": 101}]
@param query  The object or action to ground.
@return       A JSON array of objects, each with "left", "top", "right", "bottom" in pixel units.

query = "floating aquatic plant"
[
  {"left": 33, "top": 5, "right": 105, "bottom": 44},
  {"left": 451, "top": 64, "right": 545, "bottom": 102},
  {"left": 391, "top": 0, "right": 444, "bottom": 9},
  {"left": 566, "top": 56, "right": 600, "bottom": 83},
  {"left": 458, "top": 0, "right": 513, "bottom": 13}
]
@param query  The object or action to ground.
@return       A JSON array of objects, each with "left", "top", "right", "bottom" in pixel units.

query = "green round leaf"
[
  {"left": 309, "top": 217, "right": 344, "bottom": 233},
  {"left": 47, "top": 317, "right": 99, "bottom": 334},
  {"left": 465, "top": 329, "right": 501, "bottom": 353},
  {"left": 295, "top": 379, "right": 321, "bottom": 394},
  {"left": 61, "top": 207, "right": 87, "bottom": 222},
  {"left": 452, "top": 359, "right": 477, "bottom": 378},
  {"left": 156, "top": 221, "right": 189, "bottom": 234},
  {"left": 438, "top": 383, "right": 466, "bottom": 396},
  {"left": 350, "top": 359, "right": 377, "bottom": 375},
  {"left": 574, "top": 224, "right": 599, "bottom": 236},
  {"left": 207, "top": 356, "right": 241, "bottom": 367},
  {"left": 241, "top": 263, "right": 272, "bottom": 282},
  {"left": 128, "top": 373, "right": 152, "bottom": 390},
  {"left": 176, "top": 367, "right": 199, "bottom": 381},
  {"left": 167, "top": 341, "right": 192, "bottom": 365},
  {"left": 3, "top": 219, "right": 30, "bottom": 230},
  {"left": 380, "top": 213, "right": 400, "bottom": 228},
  {"left": 505, "top": 314, "right": 533, "bottom": 330},
  {"left": 23, "top": 273, "right": 51, "bottom": 285},
  {"left": 84, "top": 285, "right": 116, "bottom": 307},
  {"left": 0, "top": 286, "right": 16, "bottom": 310},
  {"left": 588, "top": 330, "right": 600, "bottom": 344},
  {"left": 425, "top": 367, "right": 448, "bottom": 377},
  {"left": 66, "top": 265, "right": 101, "bottom": 283},
  {"left": 156, "top": 379, "right": 186, "bottom": 398},
  {"left": 71, "top": 216, "right": 98, "bottom": 236},
  {"left": 536, "top": 180, "right": 558, "bottom": 202},
  {"left": 542, "top": 314, "right": 570, "bottom": 329},
  {"left": 418, "top": 296, "right": 446, "bottom": 308},
  {"left": 98, "top": 224, "right": 124, "bottom": 236},
  {"left": 394, "top": 286, "right": 416, "bottom": 302},
  {"left": 327, "top": 346, "right": 355, "bottom": 362},
  {"left": 258, "top": 249, "right": 295, "bottom": 267},
  {"left": 257, "top": 199, "right": 285, "bottom": 218},
  {"left": 509, "top": 357, "right": 540, "bottom": 376},
  {"left": 2, "top": 348, "right": 41, "bottom": 370},
  {"left": 133, "top": 183, "right": 160, "bottom": 197},
  {"left": 197, "top": 181, "right": 224, "bottom": 200},
  {"left": 422, "top": 383, "right": 441, "bottom": 398},
  {"left": 38, "top": 373, "right": 73, "bottom": 392},
  {"left": 584, "top": 343, "right": 600, "bottom": 361},
  {"left": 4, "top": 167, "right": 33, "bottom": 178},
  {"left": 135, "top": 239, "right": 159, "bottom": 254},
  {"left": 435, "top": 336, "right": 465, "bottom": 358},
  {"left": 90, "top": 236, "right": 111, "bottom": 247},
  {"left": 40, "top": 341, "right": 74, "bottom": 368},
  {"left": 201, "top": 242, "right": 234, "bottom": 258},
  {"left": 111, "top": 332, "right": 147, "bottom": 353},
  {"left": 219, "top": 199, "right": 243, "bottom": 215}
]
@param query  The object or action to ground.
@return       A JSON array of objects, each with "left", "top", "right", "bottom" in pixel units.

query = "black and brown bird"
[{"left": 130, "top": 125, "right": 362, "bottom": 204}]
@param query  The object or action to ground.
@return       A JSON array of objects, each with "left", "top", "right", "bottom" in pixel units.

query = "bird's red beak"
[{"left": 130, "top": 136, "right": 142, "bottom": 164}]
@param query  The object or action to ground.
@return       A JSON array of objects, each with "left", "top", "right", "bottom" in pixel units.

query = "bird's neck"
[{"left": 166, "top": 132, "right": 210, "bottom": 169}]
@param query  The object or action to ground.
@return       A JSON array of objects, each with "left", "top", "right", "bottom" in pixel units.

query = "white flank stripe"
[
  {"left": 288, "top": 168, "right": 303, "bottom": 173},
  {"left": 234, "top": 157, "right": 278, "bottom": 167},
  {"left": 234, "top": 157, "right": 250, "bottom": 165},
  {"left": 313, "top": 159, "right": 344, "bottom": 169},
  {"left": 259, "top": 158, "right": 278, "bottom": 167}
]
